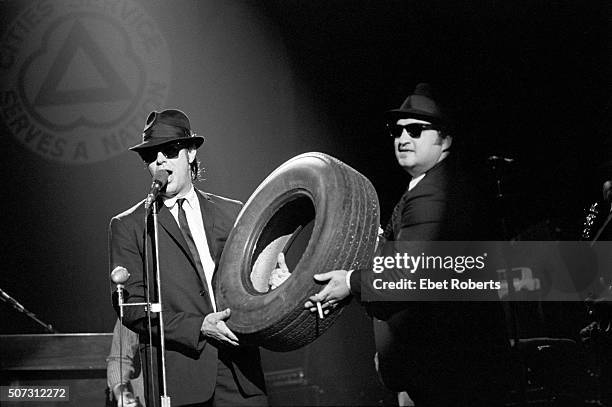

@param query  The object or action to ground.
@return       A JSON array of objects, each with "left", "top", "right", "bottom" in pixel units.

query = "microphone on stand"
[
  {"left": 144, "top": 170, "right": 169, "bottom": 211},
  {"left": 487, "top": 155, "right": 515, "bottom": 164},
  {"left": 111, "top": 266, "right": 130, "bottom": 318},
  {"left": 487, "top": 155, "right": 516, "bottom": 201},
  {"left": 603, "top": 180, "right": 612, "bottom": 204},
  {"left": 0, "top": 288, "right": 26, "bottom": 312},
  {"left": 0, "top": 288, "right": 58, "bottom": 333}
]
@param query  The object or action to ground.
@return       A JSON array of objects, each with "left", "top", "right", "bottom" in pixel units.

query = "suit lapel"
[
  {"left": 401, "top": 159, "right": 449, "bottom": 207},
  {"left": 409, "top": 159, "right": 446, "bottom": 194},
  {"left": 391, "top": 159, "right": 450, "bottom": 235}
]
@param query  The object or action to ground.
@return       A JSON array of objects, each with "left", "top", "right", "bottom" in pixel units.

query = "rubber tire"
[{"left": 216, "top": 152, "right": 380, "bottom": 351}]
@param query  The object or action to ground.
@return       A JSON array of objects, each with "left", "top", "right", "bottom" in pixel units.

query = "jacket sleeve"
[
  {"left": 352, "top": 183, "right": 447, "bottom": 306},
  {"left": 106, "top": 319, "right": 140, "bottom": 390},
  {"left": 109, "top": 215, "right": 206, "bottom": 355}
]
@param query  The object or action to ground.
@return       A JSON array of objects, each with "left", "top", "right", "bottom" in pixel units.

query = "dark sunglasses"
[
  {"left": 139, "top": 141, "right": 187, "bottom": 163},
  {"left": 387, "top": 123, "right": 435, "bottom": 139}
]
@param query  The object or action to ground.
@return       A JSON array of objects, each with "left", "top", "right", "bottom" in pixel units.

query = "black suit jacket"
[
  {"left": 350, "top": 158, "right": 509, "bottom": 399},
  {"left": 109, "top": 189, "right": 265, "bottom": 406},
  {"left": 351, "top": 158, "right": 486, "bottom": 296}
]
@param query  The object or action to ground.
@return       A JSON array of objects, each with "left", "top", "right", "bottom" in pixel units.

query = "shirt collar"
[
  {"left": 409, "top": 173, "right": 426, "bottom": 191},
  {"left": 163, "top": 185, "right": 198, "bottom": 209}
]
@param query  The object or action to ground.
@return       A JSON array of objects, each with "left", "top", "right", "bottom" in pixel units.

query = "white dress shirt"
[
  {"left": 164, "top": 186, "right": 217, "bottom": 311},
  {"left": 408, "top": 173, "right": 426, "bottom": 191}
]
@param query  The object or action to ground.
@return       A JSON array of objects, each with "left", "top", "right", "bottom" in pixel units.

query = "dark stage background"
[{"left": 0, "top": 0, "right": 610, "bottom": 404}]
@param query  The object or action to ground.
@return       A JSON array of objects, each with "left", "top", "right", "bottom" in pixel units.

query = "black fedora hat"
[
  {"left": 129, "top": 109, "right": 204, "bottom": 152},
  {"left": 385, "top": 83, "right": 448, "bottom": 126}
]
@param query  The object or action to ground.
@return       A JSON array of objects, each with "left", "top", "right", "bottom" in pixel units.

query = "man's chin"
[{"left": 396, "top": 158, "right": 415, "bottom": 169}]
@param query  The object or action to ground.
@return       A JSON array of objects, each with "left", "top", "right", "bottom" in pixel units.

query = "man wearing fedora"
[
  {"left": 305, "top": 84, "right": 509, "bottom": 406},
  {"left": 109, "top": 109, "right": 267, "bottom": 406}
]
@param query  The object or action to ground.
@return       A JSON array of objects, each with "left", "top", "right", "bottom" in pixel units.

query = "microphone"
[
  {"left": 111, "top": 266, "right": 130, "bottom": 285},
  {"left": 0, "top": 288, "right": 25, "bottom": 312},
  {"left": 111, "top": 266, "right": 130, "bottom": 318},
  {"left": 144, "top": 170, "right": 169, "bottom": 210},
  {"left": 603, "top": 180, "right": 612, "bottom": 203},
  {"left": 487, "top": 155, "right": 515, "bottom": 163}
]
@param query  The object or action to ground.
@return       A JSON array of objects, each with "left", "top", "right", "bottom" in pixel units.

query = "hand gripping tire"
[{"left": 216, "top": 152, "right": 380, "bottom": 351}]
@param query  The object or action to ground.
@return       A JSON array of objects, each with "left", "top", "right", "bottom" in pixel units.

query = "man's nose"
[
  {"left": 399, "top": 130, "right": 413, "bottom": 142},
  {"left": 155, "top": 151, "right": 167, "bottom": 164}
]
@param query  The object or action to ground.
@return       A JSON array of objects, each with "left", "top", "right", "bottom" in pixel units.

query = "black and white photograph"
[{"left": 0, "top": 1, "right": 611, "bottom": 406}]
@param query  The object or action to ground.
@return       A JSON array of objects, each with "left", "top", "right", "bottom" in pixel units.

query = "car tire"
[{"left": 216, "top": 152, "right": 380, "bottom": 351}]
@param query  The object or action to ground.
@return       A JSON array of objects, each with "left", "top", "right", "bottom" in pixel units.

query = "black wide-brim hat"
[
  {"left": 384, "top": 83, "right": 449, "bottom": 126},
  {"left": 129, "top": 109, "right": 204, "bottom": 152}
]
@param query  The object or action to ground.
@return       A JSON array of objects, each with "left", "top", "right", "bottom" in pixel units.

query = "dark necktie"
[
  {"left": 382, "top": 185, "right": 412, "bottom": 240},
  {"left": 177, "top": 198, "right": 207, "bottom": 288}
]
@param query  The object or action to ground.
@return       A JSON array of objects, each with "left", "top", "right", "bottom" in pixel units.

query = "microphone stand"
[
  {"left": 115, "top": 199, "right": 171, "bottom": 407},
  {"left": 110, "top": 267, "right": 132, "bottom": 406},
  {"left": 0, "top": 288, "right": 58, "bottom": 333},
  {"left": 150, "top": 200, "right": 171, "bottom": 407},
  {"left": 487, "top": 155, "right": 527, "bottom": 406}
]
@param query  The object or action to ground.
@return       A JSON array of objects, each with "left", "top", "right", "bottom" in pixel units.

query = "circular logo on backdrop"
[{"left": 0, "top": 0, "right": 171, "bottom": 164}]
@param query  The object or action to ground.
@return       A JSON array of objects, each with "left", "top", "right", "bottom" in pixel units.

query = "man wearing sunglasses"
[
  {"left": 387, "top": 118, "right": 452, "bottom": 181},
  {"left": 109, "top": 109, "right": 267, "bottom": 406},
  {"left": 306, "top": 84, "right": 508, "bottom": 406}
]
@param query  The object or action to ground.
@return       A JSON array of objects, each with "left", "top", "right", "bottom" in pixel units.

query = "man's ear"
[
  {"left": 442, "top": 134, "right": 453, "bottom": 152},
  {"left": 188, "top": 148, "right": 197, "bottom": 164}
]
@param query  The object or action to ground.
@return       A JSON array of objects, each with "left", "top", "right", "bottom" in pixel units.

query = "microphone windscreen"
[
  {"left": 110, "top": 266, "right": 130, "bottom": 284},
  {"left": 604, "top": 180, "right": 612, "bottom": 202}
]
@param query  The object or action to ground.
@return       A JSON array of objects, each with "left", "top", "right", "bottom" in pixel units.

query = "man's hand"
[
  {"left": 269, "top": 252, "right": 291, "bottom": 290},
  {"left": 304, "top": 270, "right": 351, "bottom": 313},
  {"left": 113, "top": 384, "right": 139, "bottom": 407},
  {"left": 201, "top": 308, "right": 239, "bottom": 346}
]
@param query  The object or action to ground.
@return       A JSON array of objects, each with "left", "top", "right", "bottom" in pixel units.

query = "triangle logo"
[{"left": 34, "top": 20, "right": 133, "bottom": 106}]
